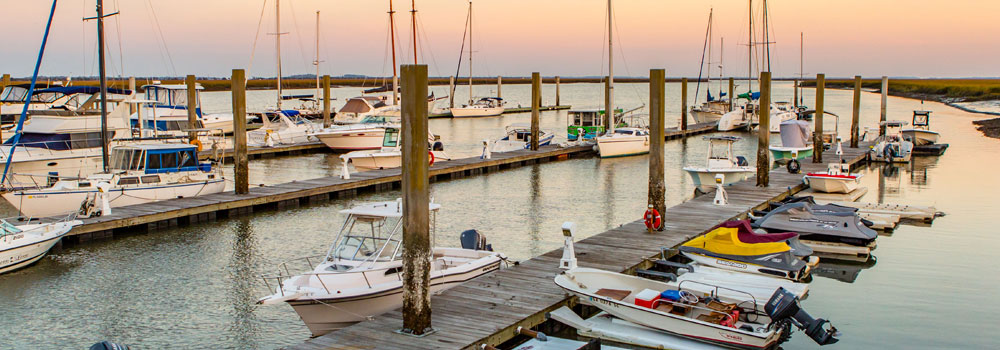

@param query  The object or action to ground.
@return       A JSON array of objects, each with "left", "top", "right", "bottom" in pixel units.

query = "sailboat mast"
[
  {"left": 606, "top": 0, "right": 614, "bottom": 133},
  {"left": 800, "top": 32, "right": 804, "bottom": 105},
  {"left": 97, "top": 0, "right": 110, "bottom": 172},
  {"left": 763, "top": 0, "right": 770, "bottom": 72},
  {"left": 720, "top": 37, "right": 724, "bottom": 97},
  {"left": 747, "top": 0, "right": 752, "bottom": 95},
  {"left": 275, "top": 0, "right": 283, "bottom": 109},
  {"left": 315, "top": 11, "right": 320, "bottom": 105},
  {"left": 468, "top": 1, "right": 473, "bottom": 104},
  {"left": 706, "top": 9, "right": 712, "bottom": 101},
  {"left": 411, "top": 0, "right": 418, "bottom": 64},
  {"left": 388, "top": 0, "right": 399, "bottom": 105}
]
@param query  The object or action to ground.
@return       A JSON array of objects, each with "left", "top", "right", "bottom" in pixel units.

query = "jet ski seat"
[{"left": 715, "top": 220, "right": 799, "bottom": 244}]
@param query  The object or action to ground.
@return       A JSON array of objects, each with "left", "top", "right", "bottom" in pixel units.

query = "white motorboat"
[
  {"left": 901, "top": 110, "right": 940, "bottom": 146},
  {"left": 450, "top": 97, "right": 505, "bottom": 118},
  {"left": 257, "top": 200, "right": 505, "bottom": 336},
  {"left": 334, "top": 96, "right": 394, "bottom": 124},
  {"left": 769, "top": 119, "right": 814, "bottom": 163},
  {"left": 869, "top": 121, "right": 913, "bottom": 163},
  {"left": 0, "top": 216, "right": 81, "bottom": 274},
  {"left": 683, "top": 136, "right": 754, "bottom": 191},
  {"left": 309, "top": 115, "right": 399, "bottom": 151},
  {"left": 717, "top": 102, "right": 755, "bottom": 131},
  {"left": 803, "top": 162, "right": 864, "bottom": 194},
  {"left": 767, "top": 102, "right": 799, "bottom": 133},
  {"left": 247, "top": 110, "right": 318, "bottom": 147},
  {"left": 340, "top": 127, "right": 448, "bottom": 171},
  {"left": 596, "top": 128, "right": 650, "bottom": 158},
  {"left": 490, "top": 123, "right": 555, "bottom": 153},
  {"left": 0, "top": 84, "right": 82, "bottom": 125},
  {"left": 2, "top": 144, "right": 225, "bottom": 218},
  {"left": 131, "top": 83, "right": 234, "bottom": 135}
]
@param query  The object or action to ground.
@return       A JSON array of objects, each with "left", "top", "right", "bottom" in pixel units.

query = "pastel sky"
[{"left": 4, "top": 0, "right": 1000, "bottom": 78}]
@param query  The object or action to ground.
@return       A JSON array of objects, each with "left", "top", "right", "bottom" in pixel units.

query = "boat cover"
[
  {"left": 779, "top": 119, "right": 811, "bottom": 147},
  {"left": 680, "top": 224, "right": 807, "bottom": 273},
  {"left": 755, "top": 202, "right": 877, "bottom": 245}
]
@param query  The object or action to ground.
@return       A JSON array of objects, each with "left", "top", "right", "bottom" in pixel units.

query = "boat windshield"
[
  {"left": 328, "top": 215, "right": 403, "bottom": 263},
  {"left": 709, "top": 142, "right": 731, "bottom": 160},
  {"left": 383, "top": 128, "right": 399, "bottom": 147},
  {"left": 360, "top": 115, "right": 391, "bottom": 124},
  {"left": 572, "top": 112, "right": 599, "bottom": 126}
]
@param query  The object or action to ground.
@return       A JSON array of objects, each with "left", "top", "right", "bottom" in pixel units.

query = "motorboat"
[
  {"left": 901, "top": 110, "right": 941, "bottom": 146},
  {"left": 247, "top": 110, "right": 319, "bottom": 147},
  {"left": 683, "top": 136, "right": 754, "bottom": 191},
  {"left": 450, "top": 97, "right": 505, "bottom": 118},
  {"left": 490, "top": 123, "right": 555, "bottom": 153},
  {"left": 869, "top": 121, "right": 913, "bottom": 163},
  {"left": 554, "top": 268, "right": 839, "bottom": 349},
  {"left": 769, "top": 119, "right": 814, "bottom": 163},
  {"left": 717, "top": 102, "right": 754, "bottom": 131},
  {"left": 0, "top": 216, "right": 81, "bottom": 274},
  {"left": 679, "top": 221, "right": 816, "bottom": 281},
  {"left": 803, "top": 161, "right": 864, "bottom": 194},
  {"left": 334, "top": 95, "right": 393, "bottom": 124},
  {"left": 0, "top": 84, "right": 82, "bottom": 125},
  {"left": 2, "top": 144, "right": 225, "bottom": 218},
  {"left": 131, "top": 83, "right": 234, "bottom": 135},
  {"left": 767, "top": 102, "right": 799, "bottom": 133},
  {"left": 257, "top": 200, "right": 505, "bottom": 336},
  {"left": 309, "top": 115, "right": 399, "bottom": 151},
  {"left": 754, "top": 202, "right": 878, "bottom": 246},
  {"left": 691, "top": 100, "right": 728, "bottom": 124},
  {"left": 596, "top": 127, "right": 649, "bottom": 158},
  {"left": 339, "top": 127, "right": 448, "bottom": 171},
  {"left": 567, "top": 109, "right": 612, "bottom": 141}
]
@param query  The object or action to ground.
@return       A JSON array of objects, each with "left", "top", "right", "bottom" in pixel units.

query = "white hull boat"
[
  {"left": 691, "top": 109, "right": 724, "bottom": 124},
  {"left": 247, "top": 111, "right": 318, "bottom": 147},
  {"left": 683, "top": 168, "right": 753, "bottom": 190},
  {"left": 900, "top": 129, "right": 940, "bottom": 146},
  {"left": 596, "top": 128, "right": 650, "bottom": 158},
  {"left": 869, "top": 121, "right": 913, "bottom": 163},
  {"left": 0, "top": 218, "right": 81, "bottom": 274},
  {"left": 717, "top": 108, "right": 751, "bottom": 131},
  {"left": 769, "top": 119, "right": 814, "bottom": 162},
  {"left": 803, "top": 163, "right": 864, "bottom": 194},
  {"left": 490, "top": 124, "right": 554, "bottom": 153},
  {"left": 683, "top": 136, "right": 754, "bottom": 191},
  {"left": 451, "top": 98, "right": 505, "bottom": 118},
  {"left": 313, "top": 127, "right": 388, "bottom": 150},
  {"left": 345, "top": 149, "right": 450, "bottom": 171}
]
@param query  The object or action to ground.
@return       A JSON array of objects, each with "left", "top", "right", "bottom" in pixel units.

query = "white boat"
[
  {"left": 717, "top": 103, "right": 754, "bottom": 131},
  {"left": 132, "top": 83, "right": 234, "bottom": 135},
  {"left": 247, "top": 110, "right": 318, "bottom": 147},
  {"left": 596, "top": 128, "right": 649, "bottom": 158},
  {"left": 0, "top": 84, "right": 82, "bottom": 125},
  {"left": 309, "top": 115, "right": 399, "bottom": 151},
  {"left": 340, "top": 127, "right": 448, "bottom": 171},
  {"left": 683, "top": 136, "right": 754, "bottom": 191},
  {"left": 491, "top": 123, "right": 554, "bottom": 153},
  {"left": 257, "top": 200, "right": 505, "bottom": 336},
  {"left": 0, "top": 216, "right": 81, "bottom": 274},
  {"left": 767, "top": 102, "right": 799, "bottom": 133},
  {"left": 803, "top": 162, "right": 864, "bottom": 194},
  {"left": 334, "top": 96, "right": 394, "bottom": 124},
  {"left": 900, "top": 110, "right": 940, "bottom": 146},
  {"left": 451, "top": 97, "right": 505, "bottom": 118},
  {"left": 869, "top": 121, "right": 913, "bottom": 163},
  {"left": 691, "top": 100, "right": 728, "bottom": 124},
  {"left": 768, "top": 119, "right": 814, "bottom": 162},
  {"left": 1, "top": 144, "right": 225, "bottom": 218},
  {"left": 690, "top": 11, "right": 729, "bottom": 125}
]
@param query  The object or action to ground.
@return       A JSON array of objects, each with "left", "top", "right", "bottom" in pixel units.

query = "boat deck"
[{"left": 288, "top": 143, "right": 873, "bottom": 350}]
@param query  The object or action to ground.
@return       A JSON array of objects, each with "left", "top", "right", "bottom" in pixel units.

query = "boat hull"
[
  {"left": 768, "top": 146, "right": 813, "bottom": 162},
  {"left": 346, "top": 151, "right": 449, "bottom": 170},
  {"left": 450, "top": 106, "right": 504, "bottom": 118},
  {"left": 314, "top": 129, "right": 386, "bottom": 150},
  {"left": 717, "top": 110, "right": 750, "bottom": 131},
  {"left": 2, "top": 180, "right": 226, "bottom": 217},
  {"left": 0, "top": 221, "right": 76, "bottom": 274},
  {"left": 597, "top": 135, "right": 650, "bottom": 158},
  {"left": 492, "top": 135, "right": 554, "bottom": 153},
  {"left": 691, "top": 110, "right": 723, "bottom": 124},
  {"left": 683, "top": 168, "right": 754, "bottom": 191},
  {"left": 0, "top": 155, "right": 104, "bottom": 189},
  {"left": 901, "top": 129, "right": 940, "bottom": 146},
  {"left": 680, "top": 251, "right": 812, "bottom": 281},
  {"left": 803, "top": 174, "right": 862, "bottom": 194}
]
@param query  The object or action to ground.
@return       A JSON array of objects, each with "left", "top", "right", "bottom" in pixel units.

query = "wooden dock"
[
  {"left": 429, "top": 105, "right": 571, "bottom": 118},
  {"left": 288, "top": 143, "right": 873, "bottom": 350},
  {"left": 199, "top": 141, "right": 331, "bottom": 162},
  {"left": 57, "top": 122, "right": 718, "bottom": 244}
]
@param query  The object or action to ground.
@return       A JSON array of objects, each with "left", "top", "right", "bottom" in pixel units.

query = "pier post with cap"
[
  {"left": 649, "top": 69, "right": 666, "bottom": 230},
  {"left": 681, "top": 77, "right": 688, "bottom": 130},
  {"left": 793, "top": 79, "right": 799, "bottom": 107},
  {"left": 531, "top": 72, "right": 541, "bottom": 151},
  {"left": 322, "top": 75, "right": 332, "bottom": 128},
  {"left": 851, "top": 75, "right": 861, "bottom": 148},
  {"left": 555, "top": 76, "right": 561, "bottom": 106},
  {"left": 496, "top": 75, "right": 502, "bottom": 99},
  {"left": 813, "top": 73, "right": 825, "bottom": 163},
  {"left": 400, "top": 64, "right": 432, "bottom": 336},
  {"left": 448, "top": 75, "right": 455, "bottom": 108},
  {"left": 758, "top": 72, "right": 771, "bottom": 186},
  {"left": 186, "top": 75, "right": 198, "bottom": 142},
  {"left": 231, "top": 69, "right": 249, "bottom": 194},
  {"left": 728, "top": 77, "right": 735, "bottom": 112}
]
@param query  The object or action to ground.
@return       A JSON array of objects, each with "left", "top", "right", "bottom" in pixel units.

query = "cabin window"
[
  {"left": 161, "top": 152, "right": 178, "bottom": 168},
  {"left": 147, "top": 154, "right": 161, "bottom": 169},
  {"left": 117, "top": 177, "right": 139, "bottom": 185},
  {"left": 178, "top": 151, "right": 196, "bottom": 168},
  {"left": 140, "top": 175, "right": 161, "bottom": 183},
  {"left": 383, "top": 129, "right": 399, "bottom": 147},
  {"left": 0, "top": 87, "right": 28, "bottom": 102},
  {"left": 132, "top": 150, "right": 144, "bottom": 170},
  {"left": 171, "top": 90, "right": 187, "bottom": 107}
]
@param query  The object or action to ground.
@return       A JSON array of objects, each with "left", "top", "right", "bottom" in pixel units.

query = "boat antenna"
[
  {"left": 314, "top": 10, "right": 321, "bottom": 108},
  {"left": 2, "top": 0, "right": 57, "bottom": 186},
  {"left": 388, "top": 0, "right": 399, "bottom": 105}
]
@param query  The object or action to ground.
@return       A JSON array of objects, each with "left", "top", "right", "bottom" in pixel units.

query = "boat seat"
[
  {"left": 705, "top": 299, "right": 737, "bottom": 313},
  {"left": 696, "top": 313, "right": 728, "bottom": 325},
  {"left": 595, "top": 288, "right": 631, "bottom": 301},
  {"left": 654, "top": 302, "right": 691, "bottom": 316}
]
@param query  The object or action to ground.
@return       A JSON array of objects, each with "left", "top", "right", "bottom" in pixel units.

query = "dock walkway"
[{"left": 289, "top": 144, "right": 872, "bottom": 350}]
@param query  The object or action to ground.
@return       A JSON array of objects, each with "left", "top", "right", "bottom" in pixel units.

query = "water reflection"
[
  {"left": 227, "top": 219, "right": 261, "bottom": 349},
  {"left": 528, "top": 165, "right": 542, "bottom": 257},
  {"left": 812, "top": 256, "right": 878, "bottom": 284}
]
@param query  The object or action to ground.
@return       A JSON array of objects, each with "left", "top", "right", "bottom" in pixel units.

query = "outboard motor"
[
  {"left": 460, "top": 229, "right": 492, "bottom": 251},
  {"left": 735, "top": 156, "right": 749, "bottom": 167},
  {"left": 90, "top": 341, "right": 130, "bottom": 350},
  {"left": 766, "top": 287, "right": 840, "bottom": 345}
]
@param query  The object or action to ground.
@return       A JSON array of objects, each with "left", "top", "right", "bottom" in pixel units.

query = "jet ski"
[
  {"left": 680, "top": 220, "right": 818, "bottom": 281},
  {"left": 755, "top": 202, "right": 878, "bottom": 246}
]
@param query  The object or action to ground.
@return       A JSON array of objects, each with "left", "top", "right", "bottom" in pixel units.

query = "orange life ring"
[
  {"left": 428, "top": 151, "right": 435, "bottom": 167},
  {"left": 643, "top": 208, "right": 662, "bottom": 230},
  {"left": 190, "top": 139, "right": 203, "bottom": 152}
]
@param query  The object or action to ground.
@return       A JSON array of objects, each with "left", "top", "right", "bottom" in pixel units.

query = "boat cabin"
[
  {"left": 324, "top": 201, "right": 440, "bottom": 268},
  {"left": 567, "top": 108, "right": 619, "bottom": 140},
  {"left": 705, "top": 136, "right": 745, "bottom": 169},
  {"left": 912, "top": 110, "right": 931, "bottom": 129},
  {"left": 1, "top": 84, "right": 70, "bottom": 105},
  {"left": 339, "top": 96, "right": 389, "bottom": 116},
  {"left": 503, "top": 123, "right": 536, "bottom": 142},
  {"left": 29, "top": 86, "right": 132, "bottom": 114},
  {"left": 470, "top": 97, "right": 503, "bottom": 108},
  {"left": 109, "top": 144, "right": 211, "bottom": 175}
]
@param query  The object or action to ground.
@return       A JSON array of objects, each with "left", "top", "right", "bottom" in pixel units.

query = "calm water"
[{"left": 1, "top": 82, "right": 996, "bottom": 349}]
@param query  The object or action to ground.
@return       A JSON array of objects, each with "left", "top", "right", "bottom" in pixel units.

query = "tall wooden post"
[
  {"left": 185, "top": 75, "right": 198, "bottom": 142},
  {"left": 128, "top": 77, "right": 136, "bottom": 115},
  {"left": 1, "top": 74, "right": 9, "bottom": 90},
  {"left": 879, "top": 76, "right": 888, "bottom": 136},
  {"left": 604, "top": 76, "right": 612, "bottom": 132},
  {"left": 322, "top": 75, "right": 332, "bottom": 128},
  {"left": 851, "top": 75, "right": 861, "bottom": 148},
  {"left": 757, "top": 72, "right": 771, "bottom": 186},
  {"left": 496, "top": 75, "right": 502, "bottom": 99},
  {"left": 231, "top": 69, "right": 249, "bottom": 194},
  {"left": 812, "top": 73, "right": 825, "bottom": 163},
  {"left": 400, "top": 64, "right": 432, "bottom": 336},
  {"left": 728, "top": 77, "right": 735, "bottom": 112},
  {"left": 530, "top": 72, "right": 541, "bottom": 150},
  {"left": 448, "top": 75, "right": 455, "bottom": 108},
  {"left": 555, "top": 76, "right": 561, "bottom": 106},
  {"left": 793, "top": 79, "right": 799, "bottom": 107},
  {"left": 648, "top": 69, "right": 666, "bottom": 231},
  {"left": 680, "top": 78, "right": 688, "bottom": 130}
]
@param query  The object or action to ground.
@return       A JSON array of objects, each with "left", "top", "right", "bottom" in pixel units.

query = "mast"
[
  {"left": 720, "top": 37, "right": 724, "bottom": 98},
  {"left": 747, "top": 0, "right": 753, "bottom": 95},
  {"left": 411, "top": 0, "right": 418, "bottom": 64},
  {"left": 799, "top": 32, "right": 804, "bottom": 105},
  {"left": 315, "top": 11, "right": 320, "bottom": 105},
  {"left": 763, "top": 0, "right": 770, "bottom": 71},
  {"left": 97, "top": 0, "right": 110, "bottom": 172},
  {"left": 707, "top": 8, "right": 712, "bottom": 100},
  {"left": 275, "top": 0, "right": 283, "bottom": 109},
  {"left": 468, "top": 1, "right": 473, "bottom": 104},
  {"left": 606, "top": 0, "right": 614, "bottom": 134},
  {"left": 389, "top": 0, "right": 399, "bottom": 105}
]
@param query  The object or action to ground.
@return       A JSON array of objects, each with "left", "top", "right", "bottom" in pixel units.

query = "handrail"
[{"left": 677, "top": 279, "right": 759, "bottom": 315}]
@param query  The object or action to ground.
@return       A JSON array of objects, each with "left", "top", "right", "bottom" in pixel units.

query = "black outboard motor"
[
  {"left": 736, "top": 156, "right": 750, "bottom": 167},
  {"left": 90, "top": 341, "right": 130, "bottom": 350},
  {"left": 460, "top": 229, "right": 492, "bottom": 251},
  {"left": 765, "top": 287, "right": 840, "bottom": 345}
]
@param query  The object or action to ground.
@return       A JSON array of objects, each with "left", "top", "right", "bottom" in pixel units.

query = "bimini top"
[
  {"left": 116, "top": 143, "right": 198, "bottom": 152},
  {"left": 142, "top": 84, "right": 204, "bottom": 91},
  {"left": 880, "top": 120, "right": 908, "bottom": 127},
  {"left": 34, "top": 86, "right": 132, "bottom": 95},
  {"left": 338, "top": 200, "right": 441, "bottom": 218},
  {"left": 682, "top": 223, "right": 793, "bottom": 256},
  {"left": 705, "top": 135, "right": 742, "bottom": 142}
]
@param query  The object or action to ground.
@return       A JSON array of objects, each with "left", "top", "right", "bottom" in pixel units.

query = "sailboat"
[
  {"left": 595, "top": 0, "right": 649, "bottom": 158},
  {"left": 450, "top": 1, "right": 506, "bottom": 118},
  {"left": 268, "top": 0, "right": 321, "bottom": 119},
  {"left": 690, "top": 9, "right": 730, "bottom": 124}
]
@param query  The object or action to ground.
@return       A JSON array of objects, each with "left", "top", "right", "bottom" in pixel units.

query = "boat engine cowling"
[
  {"left": 460, "top": 229, "right": 493, "bottom": 251},
  {"left": 765, "top": 287, "right": 840, "bottom": 346},
  {"left": 89, "top": 341, "right": 130, "bottom": 350}
]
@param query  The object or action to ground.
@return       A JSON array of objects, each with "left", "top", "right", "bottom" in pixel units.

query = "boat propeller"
[{"left": 765, "top": 287, "right": 840, "bottom": 345}]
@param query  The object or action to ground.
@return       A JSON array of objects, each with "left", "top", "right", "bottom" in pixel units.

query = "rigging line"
[
  {"left": 248, "top": 0, "right": 269, "bottom": 76},
  {"left": 452, "top": 5, "right": 469, "bottom": 88},
  {"left": 599, "top": 4, "right": 607, "bottom": 79},
  {"left": 416, "top": 16, "right": 442, "bottom": 78},
  {"left": 611, "top": 5, "right": 643, "bottom": 107},
  {"left": 145, "top": 0, "right": 177, "bottom": 76},
  {"left": 287, "top": 0, "right": 312, "bottom": 76},
  {"left": 140, "top": 1, "right": 167, "bottom": 76},
  {"left": 377, "top": 14, "right": 392, "bottom": 89},
  {"left": 693, "top": 10, "right": 712, "bottom": 106},
  {"left": 113, "top": 0, "right": 125, "bottom": 79},
  {"left": 81, "top": 0, "right": 88, "bottom": 77}
]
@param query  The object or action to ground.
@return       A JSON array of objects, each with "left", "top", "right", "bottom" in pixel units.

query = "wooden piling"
[
  {"left": 322, "top": 75, "right": 332, "bottom": 128},
  {"left": 530, "top": 72, "right": 540, "bottom": 151},
  {"left": 497, "top": 75, "right": 502, "bottom": 99},
  {"left": 231, "top": 69, "right": 249, "bottom": 194},
  {"left": 128, "top": 77, "right": 136, "bottom": 115},
  {"left": 680, "top": 78, "right": 688, "bottom": 131},
  {"left": 648, "top": 69, "right": 666, "bottom": 230},
  {"left": 1, "top": 74, "right": 9, "bottom": 90},
  {"left": 728, "top": 77, "right": 735, "bottom": 112},
  {"left": 757, "top": 72, "right": 771, "bottom": 186},
  {"left": 880, "top": 76, "right": 888, "bottom": 136},
  {"left": 793, "top": 79, "right": 799, "bottom": 107},
  {"left": 400, "top": 64, "right": 432, "bottom": 335},
  {"left": 555, "top": 76, "right": 561, "bottom": 106},
  {"left": 448, "top": 75, "right": 455, "bottom": 108},
  {"left": 851, "top": 75, "right": 861, "bottom": 148},
  {"left": 813, "top": 73, "right": 825, "bottom": 163},
  {"left": 185, "top": 75, "right": 198, "bottom": 142},
  {"left": 604, "top": 76, "right": 612, "bottom": 132}
]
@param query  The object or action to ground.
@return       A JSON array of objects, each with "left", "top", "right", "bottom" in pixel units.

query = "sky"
[{"left": 3, "top": 0, "right": 1000, "bottom": 79}]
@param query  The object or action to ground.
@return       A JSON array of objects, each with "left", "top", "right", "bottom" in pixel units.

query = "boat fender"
[
  {"left": 643, "top": 206, "right": 662, "bottom": 230},
  {"left": 190, "top": 139, "right": 203, "bottom": 152},
  {"left": 428, "top": 151, "right": 435, "bottom": 167},
  {"left": 787, "top": 159, "right": 801, "bottom": 174}
]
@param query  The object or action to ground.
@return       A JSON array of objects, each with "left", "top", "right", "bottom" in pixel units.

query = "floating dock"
[
  {"left": 288, "top": 144, "right": 873, "bottom": 350},
  {"left": 430, "top": 105, "right": 571, "bottom": 118}
]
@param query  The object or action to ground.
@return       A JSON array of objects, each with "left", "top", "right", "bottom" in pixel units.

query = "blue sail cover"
[{"left": 707, "top": 90, "right": 715, "bottom": 102}]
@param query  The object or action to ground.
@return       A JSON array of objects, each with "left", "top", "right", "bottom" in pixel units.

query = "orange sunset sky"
[{"left": 3, "top": 0, "right": 999, "bottom": 78}]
